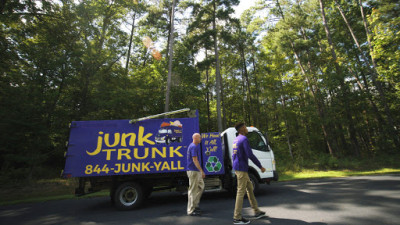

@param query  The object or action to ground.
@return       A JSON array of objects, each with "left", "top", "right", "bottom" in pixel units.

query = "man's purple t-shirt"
[
  {"left": 232, "top": 134, "right": 262, "bottom": 172},
  {"left": 187, "top": 142, "right": 201, "bottom": 171}
]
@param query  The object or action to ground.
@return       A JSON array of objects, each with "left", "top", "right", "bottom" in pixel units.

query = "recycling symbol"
[{"left": 205, "top": 156, "right": 222, "bottom": 172}]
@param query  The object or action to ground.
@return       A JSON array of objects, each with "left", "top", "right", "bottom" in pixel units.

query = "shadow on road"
[
  {"left": 254, "top": 216, "right": 327, "bottom": 225},
  {"left": 142, "top": 190, "right": 233, "bottom": 209}
]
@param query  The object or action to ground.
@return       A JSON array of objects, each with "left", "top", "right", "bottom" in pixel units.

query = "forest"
[{"left": 0, "top": 0, "right": 399, "bottom": 182}]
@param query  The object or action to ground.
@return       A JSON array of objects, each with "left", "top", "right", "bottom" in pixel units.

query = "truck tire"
[
  {"left": 114, "top": 182, "right": 144, "bottom": 210},
  {"left": 249, "top": 173, "right": 259, "bottom": 194},
  {"left": 165, "top": 137, "right": 170, "bottom": 145}
]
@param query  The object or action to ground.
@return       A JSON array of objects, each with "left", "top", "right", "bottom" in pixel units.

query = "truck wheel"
[
  {"left": 165, "top": 138, "right": 170, "bottom": 145},
  {"left": 249, "top": 173, "right": 260, "bottom": 194},
  {"left": 114, "top": 182, "right": 144, "bottom": 210}
]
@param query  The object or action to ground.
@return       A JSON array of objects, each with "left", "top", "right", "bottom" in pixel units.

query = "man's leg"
[
  {"left": 245, "top": 173, "right": 261, "bottom": 214},
  {"left": 187, "top": 171, "right": 198, "bottom": 214},
  {"left": 193, "top": 173, "right": 204, "bottom": 209},
  {"left": 233, "top": 171, "right": 247, "bottom": 220}
]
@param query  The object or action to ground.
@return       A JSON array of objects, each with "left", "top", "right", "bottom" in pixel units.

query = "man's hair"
[
  {"left": 235, "top": 122, "right": 245, "bottom": 131},
  {"left": 192, "top": 133, "right": 200, "bottom": 139}
]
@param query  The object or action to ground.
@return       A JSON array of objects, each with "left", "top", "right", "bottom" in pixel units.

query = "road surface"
[{"left": 1, "top": 174, "right": 399, "bottom": 225}]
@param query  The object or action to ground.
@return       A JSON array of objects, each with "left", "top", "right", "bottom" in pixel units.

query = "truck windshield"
[
  {"left": 159, "top": 129, "right": 168, "bottom": 134},
  {"left": 247, "top": 132, "right": 267, "bottom": 152}
]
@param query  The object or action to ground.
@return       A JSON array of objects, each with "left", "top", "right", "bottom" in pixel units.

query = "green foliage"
[
  {"left": 368, "top": 0, "right": 400, "bottom": 117},
  {"left": 0, "top": 0, "right": 399, "bottom": 182}
]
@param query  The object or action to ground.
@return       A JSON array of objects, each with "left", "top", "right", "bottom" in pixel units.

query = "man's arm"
[
  {"left": 244, "top": 139, "right": 266, "bottom": 173},
  {"left": 192, "top": 156, "right": 206, "bottom": 178}
]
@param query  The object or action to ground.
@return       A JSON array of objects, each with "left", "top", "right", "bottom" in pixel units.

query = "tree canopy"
[{"left": 0, "top": 0, "right": 399, "bottom": 181}]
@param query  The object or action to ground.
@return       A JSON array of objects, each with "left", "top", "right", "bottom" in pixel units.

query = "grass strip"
[
  {"left": 279, "top": 168, "right": 400, "bottom": 181},
  {"left": 0, "top": 190, "right": 110, "bottom": 206}
]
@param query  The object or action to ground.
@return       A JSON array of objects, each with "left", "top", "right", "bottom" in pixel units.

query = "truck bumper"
[{"left": 261, "top": 171, "right": 279, "bottom": 184}]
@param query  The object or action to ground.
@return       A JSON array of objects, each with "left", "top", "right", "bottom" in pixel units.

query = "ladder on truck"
[{"left": 129, "top": 108, "right": 195, "bottom": 124}]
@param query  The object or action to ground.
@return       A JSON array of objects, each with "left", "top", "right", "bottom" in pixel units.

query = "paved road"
[{"left": 1, "top": 174, "right": 399, "bottom": 225}]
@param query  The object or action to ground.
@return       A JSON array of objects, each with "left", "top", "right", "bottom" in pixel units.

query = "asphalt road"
[{"left": 1, "top": 174, "right": 399, "bottom": 225}]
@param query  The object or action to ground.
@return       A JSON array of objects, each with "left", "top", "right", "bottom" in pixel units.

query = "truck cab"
[{"left": 221, "top": 127, "right": 278, "bottom": 192}]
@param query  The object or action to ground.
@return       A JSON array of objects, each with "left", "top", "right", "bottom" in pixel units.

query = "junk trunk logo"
[{"left": 205, "top": 156, "right": 222, "bottom": 172}]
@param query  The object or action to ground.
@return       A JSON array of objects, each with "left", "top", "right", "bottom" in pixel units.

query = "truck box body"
[{"left": 63, "top": 115, "right": 225, "bottom": 178}]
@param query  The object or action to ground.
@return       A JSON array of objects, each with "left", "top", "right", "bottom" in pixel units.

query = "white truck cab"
[{"left": 221, "top": 127, "right": 278, "bottom": 192}]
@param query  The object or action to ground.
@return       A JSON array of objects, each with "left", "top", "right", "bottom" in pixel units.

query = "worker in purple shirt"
[
  {"left": 186, "top": 133, "right": 205, "bottom": 216},
  {"left": 232, "top": 122, "right": 267, "bottom": 225}
]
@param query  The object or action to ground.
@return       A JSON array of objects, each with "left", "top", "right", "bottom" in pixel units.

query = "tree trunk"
[
  {"left": 318, "top": 0, "right": 360, "bottom": 157},
  {"left": 279, "top": 73, "right": 293, "bottom": 159},
  {"left": 221, "top": 78, "right": 227, "bottom": 129},
  {"left": 125, "top": 12, "right": 136, "bottom": 75},
  {"left": 0, "top": 0, "right": 8, "bottom": 14},
  {"left": 206, "top": 51, "right": 211, "bottom": 132},
  {"left": 358, "top": 0, "right": 378, "bottom": 73},
  {"left": 358, "top": 0, "right": 400, "bottom": 149},
  {"left": 275, "top": 0, "right": 335, "bottom": 156},
  {"left": 164, "top": 0, "right": 176, "bottom": 113},
  {"left": 252, "top": 56, "right": 261, "bottom": 127},
  {"left": 213, "top": 0, "right": 223, "bottom": 133},
  {"left": 240, "top": 42, "right": 253, "bottom": 125},
  {"left": 241, "top": 66, "right": 247, "bottom": 122}
]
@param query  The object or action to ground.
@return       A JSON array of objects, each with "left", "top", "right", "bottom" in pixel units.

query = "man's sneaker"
[
  {"left": 195, "top": 207, "right": 202, "bottom": 213},
  {"left": 254, "top": 211, "right": 267, "bottom": 219},
  {"left": 233, "top": 217, "right": 250, "bottom": 224},
  {"left": 188, "top": 211, "right": 201, "bottom": 216}
]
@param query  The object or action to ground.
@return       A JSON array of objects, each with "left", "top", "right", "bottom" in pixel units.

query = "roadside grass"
[
  {"left": 0, "top": 178, "right": 109, "bottom": 206},
  {"left": 0, "top": 191, "right": 110, "bottom": 206},
  {"left": 1, "top": 168, "right": 400, "bottom": 206},
  {"left": 279, "top": 168, "right": 400, "bottom": 181}
]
